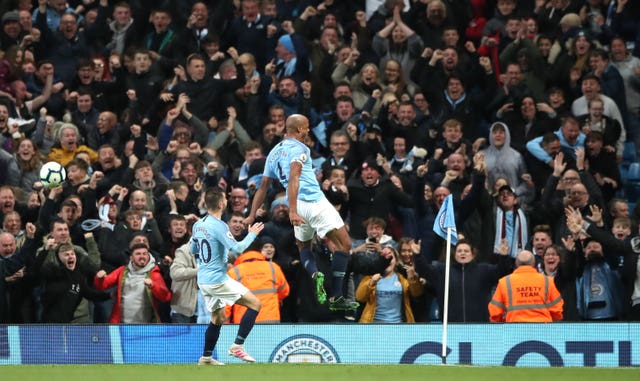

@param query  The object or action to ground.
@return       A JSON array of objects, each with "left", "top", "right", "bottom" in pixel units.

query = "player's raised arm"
[
  {"left": 227, "top": 222, "right": 264, "bottom": 254},
  {"left": 287, "top": 161, "right": 303, "bottom": 226}
]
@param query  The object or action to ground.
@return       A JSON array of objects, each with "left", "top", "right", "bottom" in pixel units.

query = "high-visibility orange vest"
[
  {"left": 226, "top": 251, "right": 289, "bottom": 323},
  {"left": 489, "top": 266, "right": 563, "bottom": 322}
]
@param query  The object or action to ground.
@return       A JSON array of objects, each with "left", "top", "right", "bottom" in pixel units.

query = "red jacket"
[{"left": 94, "top": 264, "right": 171, "bottom": 323}]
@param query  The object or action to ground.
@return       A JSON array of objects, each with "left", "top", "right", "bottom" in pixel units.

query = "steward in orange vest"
[
  {"left": 226, "top": 250, "right": 289, "bottom": 323},
  {"left": 489, "top": 250, "right": 563, "bottom": 322}
]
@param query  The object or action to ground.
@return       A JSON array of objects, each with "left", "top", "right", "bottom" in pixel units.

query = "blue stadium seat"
[
  {"left": 624, "top": 163, "right": 640, "bottom": 200},
  {"left": 628, "top": 202, "right": 636, "bottom": 214},
  {"left": 627, "top": 162, "right": 640, "bottom": 181},
  {"left": 623, "top": 142, "right": 637, "bottom": 165},
  {"left": 619, "top": 164, "right": 628, "bottom": 183}
]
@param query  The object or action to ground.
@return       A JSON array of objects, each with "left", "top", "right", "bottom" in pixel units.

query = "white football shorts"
[
  {"left": 294, "top": 197, "right": 345, "bottom": 242},
  {"left": 199, "top": 278, "right": 249, "bottom": 312}
]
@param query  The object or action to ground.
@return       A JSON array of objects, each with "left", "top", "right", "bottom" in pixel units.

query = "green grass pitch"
[{"left": 2, "top": 364, "right": 639, "bottom": 381}]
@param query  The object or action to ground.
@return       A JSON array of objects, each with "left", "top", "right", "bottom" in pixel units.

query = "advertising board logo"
[{"left": 269, "top": 334, "right": 340, "bottom": 363}]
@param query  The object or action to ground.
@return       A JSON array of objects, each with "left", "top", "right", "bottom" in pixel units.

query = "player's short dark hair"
[{"left": 204, "top": 187, "right": 225, "bottom": 211}]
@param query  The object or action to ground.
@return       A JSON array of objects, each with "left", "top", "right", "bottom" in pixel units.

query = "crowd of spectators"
[{"left": 0, "top": 0, "right": 639, "bottom": 324}]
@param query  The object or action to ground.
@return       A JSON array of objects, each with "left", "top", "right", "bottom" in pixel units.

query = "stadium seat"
[
  {"left": 619, "top": 164, "right": 628, "bottom": 183},
  {"left": 627, "top": 162, "right": 640, "bottom": 180},
  {"left": 628, "top": 202, "right": 636, "bottom": 214},
  {"left": 623, "top": 141, "right": 637, "bottom": 165},
  {"left": 624, "top": 163, "right": 640, "bottom": 200}
]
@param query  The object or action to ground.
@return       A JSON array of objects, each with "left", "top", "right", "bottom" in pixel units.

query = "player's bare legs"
[{"left": 228, "top": 291, "right": 261, "bottom": 362}]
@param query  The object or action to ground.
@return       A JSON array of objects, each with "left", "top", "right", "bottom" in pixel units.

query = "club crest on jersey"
[
  {"left": 299, "top": 153, "right": 307, "bottom": 162},
  {"left": 226, "top": 231, "right": 234, "bottom": 239}
]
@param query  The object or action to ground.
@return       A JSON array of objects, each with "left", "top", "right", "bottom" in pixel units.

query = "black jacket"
[
  {"left": 415, "top": 255, "right": 513, "bottom": 322},
  {"left": 35, "top": 250, "right": 108, "bottom": 323},
  {"left": 347, "top": 176, "right": 414, "bottom": 239}
]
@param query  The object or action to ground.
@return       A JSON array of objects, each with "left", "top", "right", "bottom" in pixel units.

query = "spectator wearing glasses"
[
  {"left": 321, "top": 130, "right": 362, "bottom": 180},
  {"left": 540, "top": 145, "right": 605, "bottom": 240},
  {"left": 225, "top": 187, "right": 250, "bottom": 219}
]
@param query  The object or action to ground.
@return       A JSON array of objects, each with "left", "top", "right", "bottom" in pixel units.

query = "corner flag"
[
  {"left": 434, "top": 193, "right": 458, "bottom": 365},
  {"left": 433, "top": 194, "right": 458, "bottom": 245}
]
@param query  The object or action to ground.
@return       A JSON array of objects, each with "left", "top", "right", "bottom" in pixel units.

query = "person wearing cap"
[
  {"left": 269, "top": 21, "right": 310, "bottom": 84},
  {"left": 259, "top": 236, "right": 277, "bottom": 261},
  {"left": 489, "top": 250, "right": 564, "bottom": 322},
  {"left": 492, "top": 184, "right": 530, "bottom": 258},
  {"left": 550, "top": 28, "right": 596, "bottom": 90},
  {"left": 347, "top": 155, "right": 414, "bottom": 241},
  {"left": 0, "top": 10, "right": 25, "bottom": 50},
  {"left": 573, "top": 73, "right": 626, "bottom": 150}
]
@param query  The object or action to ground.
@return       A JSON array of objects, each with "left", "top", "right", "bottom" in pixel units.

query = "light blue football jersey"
[
  {"left": 263, "top": 138, "right": 324, "bottom": 202},
  {"left": 190, "top": 214, "right": 257, "bottom": 285}
]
